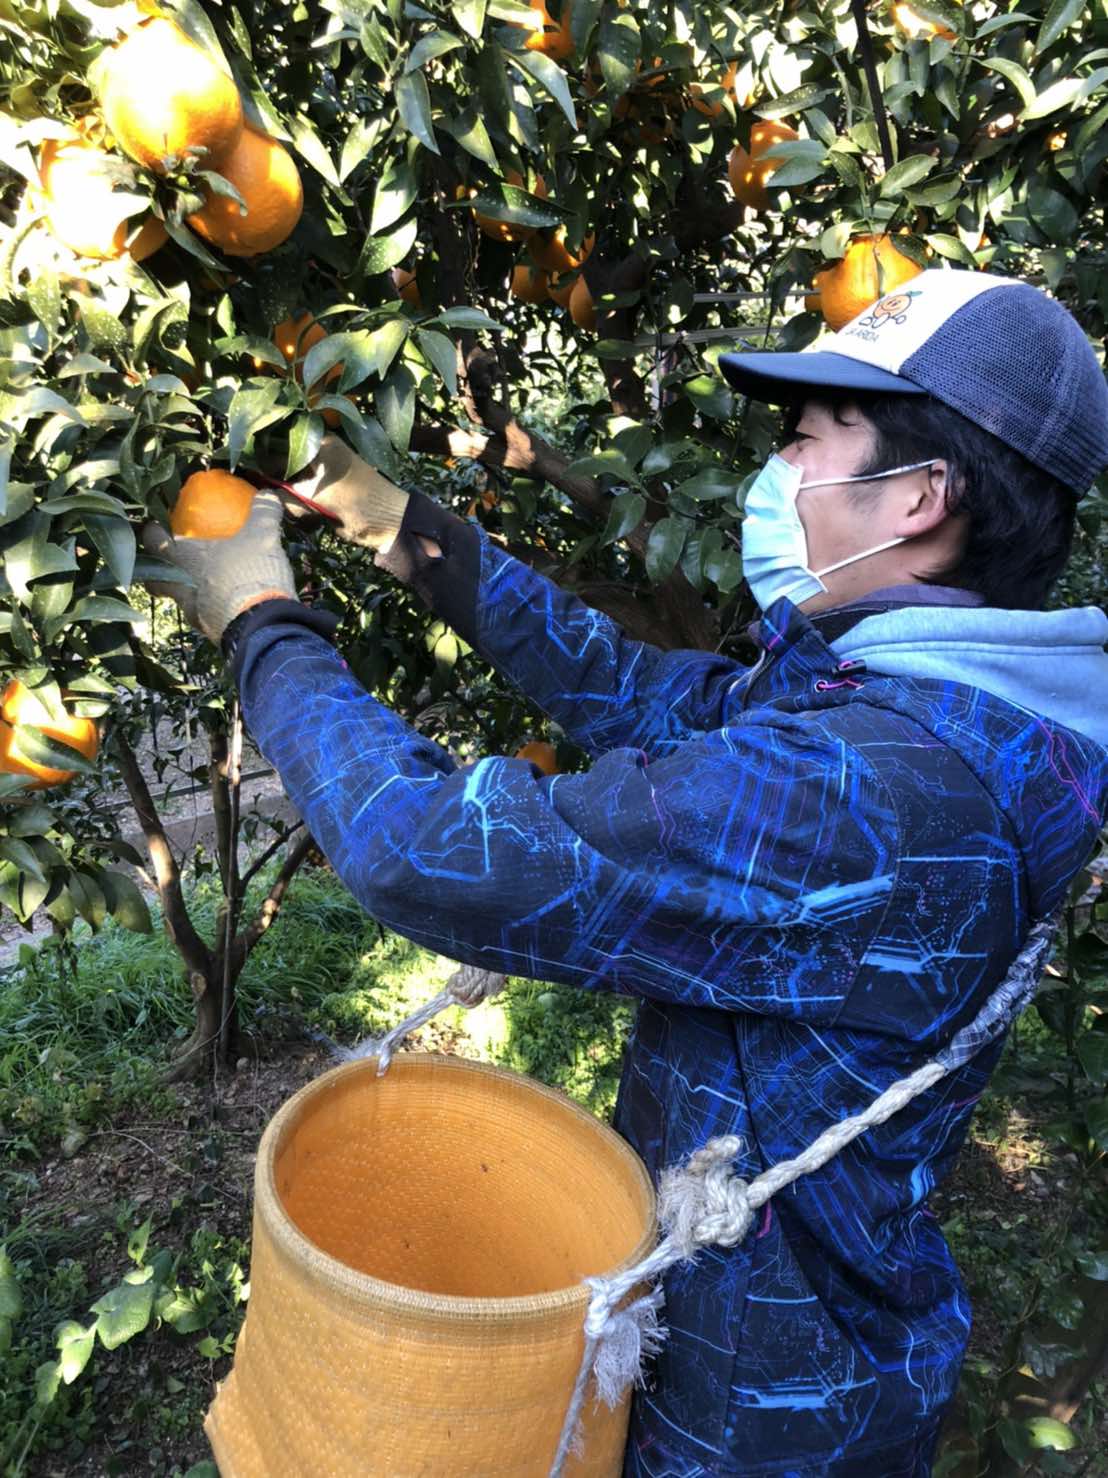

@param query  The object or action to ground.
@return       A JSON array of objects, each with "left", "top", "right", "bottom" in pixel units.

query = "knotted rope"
[{"left": 325, "top": 963, "right": 506, "bottom": 1075}]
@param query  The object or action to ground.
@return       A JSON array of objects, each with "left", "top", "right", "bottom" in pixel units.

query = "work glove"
[
  {"left": 291, "top": 435, "right": 410, "bottom": 552},
  {"left": 141, "top": 491, "right": 297, "bottom": 642}
]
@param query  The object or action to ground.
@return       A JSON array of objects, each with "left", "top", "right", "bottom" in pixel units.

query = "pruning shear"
[{"left": 238, "top": 469, "right": 342, "bottom": 525}]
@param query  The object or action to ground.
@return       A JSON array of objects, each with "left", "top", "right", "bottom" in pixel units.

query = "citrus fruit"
[
  {"left": 690, "top": 61, "right": 738, "bottom": 119},
  {"left": 521, "top": 1, "right": 573, "bottom": 61},
  {"left": 727, "top": 120, "right": 799, "bottom": 210},
  {"left": 890, "top": 1, "right": 957, "bottom": 41},
  {"left": 0, "top": 681, "right": 99, "bottom": 790},
  {"left": 815, "top": 236, "right": 924, "bottom": 331},
  {"left": 568, "top": 275, "right": 597, "bottom": 332},
  {"left": 393, "top": 267, "right": 422, "bottom": 307},
  {"left": 510, "top": 264, "right": 550, "bottom": 303},
  {"left": 187, "top": 125, "right": 303, "bottom": 257},
  {"left": 546, "top": 271, "right": 576, "bottom": 308},
  {"left": 471, "top": 171, "right": 546, "bottom": 244},
  {"left": 35, "top": 131, "right": 166, "bottom": 262},
  {"left": 529, "top": 226, "right": 593, "bottom": 275},
  {"left": 99, "top": 17, "right": 244, "bottom": 172},
  {"left": 170, "top": 469, "right": 256, "bottom": 539},
  {"left": 514, "top": 739, "right": 560, "bottom": 775}
]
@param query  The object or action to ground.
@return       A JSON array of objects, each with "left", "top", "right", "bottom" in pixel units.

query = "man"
[{"left": 148, "top": 270, "right": 1108, "bottom": 1475}]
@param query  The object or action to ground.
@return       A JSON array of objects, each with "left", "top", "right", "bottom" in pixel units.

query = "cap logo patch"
[{"left": 855, "top": 287, "right": 923, "bottom": 333}]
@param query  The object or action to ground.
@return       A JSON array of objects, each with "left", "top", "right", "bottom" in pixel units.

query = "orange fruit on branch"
[
  {"left": 393, "top": 267, "right": 422, "bottom": 306},
  {"left": 690, "top": 60, "right": 738, "bottom": 119},
  {"left": 470, "top": 171, "right": 547, "bottom": 244},
  {"left": 568, "top": 275, "right": 597, "bottom": 332},
  {"left": 546, "top": 270, "right": 576, "bottom": 307},
  {"left": 170, "top": 469, "right": 256, "bottom": 539},
  {"left": 98, "top": 17, "right": 244, "bottom": 172},
  {"left": 514, "top": 739, "right": 560, "bottom": 775},
  {"left": 529, "top": 225, "right": 593, "bottom": 275},
  {"left": 727, "top": 120, "right": 799, "bottom": 210},
  {"left": 519, "top": 1, "right": 574, "bottom": 62},
  {"left": 510, "top": 264, "right": 550, "bottom": 303},
  {"left": 890, "top": 1, "right": 958, "bottom": 41},
  {"left": 34, "top": 131, "right": 166, "bottom": 262},
  {"left": 0, "top": 681, "right": 99, "bottom": 790},
  {"left": 187, "top": 125, "right": 302, "bottom": 257},
  {"left": 269, "top": 311, "right": 342, "bottom": 426},
  {"left": 815, "top": 235, "right": 923, "bottom": 331}
]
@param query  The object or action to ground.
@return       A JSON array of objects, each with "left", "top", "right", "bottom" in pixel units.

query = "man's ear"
[{"left": 901, "top": 460, "right": 952, "bottom": 532}]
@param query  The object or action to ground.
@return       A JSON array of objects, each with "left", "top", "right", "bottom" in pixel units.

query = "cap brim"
[{"left": 718, "top": 350, "right": 927, "bottom": 404}]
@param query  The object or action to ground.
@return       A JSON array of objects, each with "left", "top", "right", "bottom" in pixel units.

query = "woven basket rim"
[{"left": 256, "top": 1052, "right": 658, "bottom": 1325}]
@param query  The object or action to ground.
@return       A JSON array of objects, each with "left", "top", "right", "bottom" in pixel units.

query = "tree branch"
[
  {"left": 230, "top": 832, "right": 316, "bottom": 971},
  {"left": 238, "top": 819, "right": 305, "bottom": 894},
  {"left": 111, "top": 730, "right": 212, "bottom": 979}
]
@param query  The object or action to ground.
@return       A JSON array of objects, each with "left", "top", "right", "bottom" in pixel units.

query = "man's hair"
[{"left": 783, "top": 393, "right": 1080, "bottom": 609}]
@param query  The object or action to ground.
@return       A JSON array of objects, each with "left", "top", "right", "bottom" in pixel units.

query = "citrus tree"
[{"left": 0, "top": 0, "right": 1106, "bottom": 1456}]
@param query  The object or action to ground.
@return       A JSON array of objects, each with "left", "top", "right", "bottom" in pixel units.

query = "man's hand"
[
  {"left": 141, "top": 490, "right": 297, "bottom": 642},
  {"left": 291, "top": 435, "right": 410, "bottom": 552}
]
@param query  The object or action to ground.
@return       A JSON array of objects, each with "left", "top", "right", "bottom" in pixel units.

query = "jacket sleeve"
[
  {"left": 374, "top": 491, "right": 754, "bottom": 758},
  {"left": 233, "top": 615, "right": 899, "bottom": 1021}
]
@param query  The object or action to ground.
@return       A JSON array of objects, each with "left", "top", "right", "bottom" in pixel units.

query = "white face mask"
[{"left": 740, "top": 453, "right": 939, "bottom": 611}]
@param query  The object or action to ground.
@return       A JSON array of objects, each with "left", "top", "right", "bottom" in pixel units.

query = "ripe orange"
[
  {"left": 510, "top": 264, "right": 550, "bottom": 303},
  {"left": 393, "top": 267, "right": 422, "bottom": 306},
  {"left": 690, "top": 61, "right": 738, "bottom": 119},
  {"left": 0, "top": 681, "right": 99, "bottom": 790},
  {"left": 815, "top": 235, "right": 923, "bottom": 331},
  {"left": 890, "top": 1, "right": 957, "bottom": 41},
  {"left": 514, "top": 739, "right": 560, "bottom": 774},
  {"left": 728, "top": 120, "right": 799, "bottom": 210},
  {"left": 546, "top": 271, "right": 576, "bottom": 308},
  {"left": 270, "top": 311, "right": 342, "bottom": 426},
  {"left": 187, "top": 126, "right": 302, "bottom": 257},
  {"left": 568, "top": 275, "right": 597, "bottom": 331},
  {"left": 99, "top": 17, "right": 243, "bottom": 172},
  {"left": 170, "top": 469, "right": 256, "bottom": 539},
  {"left": 520, "top": 1, "right": 573, "bottom": 62},
  {"left": 529, "top": 226, "right": 593, "bottom": 275},
  {"left": 35, "top": 131, "right": 166, "bottom": 262}
]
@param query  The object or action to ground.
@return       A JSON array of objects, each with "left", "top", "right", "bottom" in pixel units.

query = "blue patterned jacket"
[{"left": 228, "top": 494, "right": 1108, "bottom": 1476}]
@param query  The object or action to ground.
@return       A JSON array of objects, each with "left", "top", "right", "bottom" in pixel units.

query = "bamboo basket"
[{"left": 205, "top": 1053, "right": 656, "bottom": 1475}]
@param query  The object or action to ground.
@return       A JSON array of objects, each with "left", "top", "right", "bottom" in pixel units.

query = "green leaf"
[
  {"left": 100, "top": 870, "right": 152, "bottom": 934},
  {"left": 1046, "top": 1287, "right": 1084, "bottom": 1330},
  {"left": 289, "top": 116, "right": 339, "bottom": 188},
  {"left": 442, "top": 105, "right": 500, "bottom": 172},
  {"left": 0, "top": 1249, "right": 22, "bottom": 1321},
  {"left": 878, "top": 156, "right": 936, "bottom": 195},
  {"left": 406, "top": 31, "right": 465, "bottom": 71},
  {"left": 376, "top": 364, "right": 416, "bottom": 450},
  {"left": 676, "top": 467, "right": 738, "bottom": 501},
  {"left": 766, "top": 156, "right": 827, "bottom": 189},
  {"left": 0, "top": 836, "right": 47, "bottom": 883},
  {"left": 8, "top": 801, "right": 55, "bottom": 837},
  {"left": 35, "top": 1359, "right": 61, "bottom": 1409},
  {"left": 645, "top": 517, "right": 688, "bottom": 582},
  {"left": 1022, "top": 77, "right": 1083, "bottom": 120},
  {"left": 84, "top": 516, "right": 136, "bottom": 591},
  {"left": 286, "top": 413, "right": 326, "bottom": 477},
  {"left": 370, "top": 160, "right": 420, "bottom": 235},
  {"left": 682, "top": 375, "right": 734, "bottom": 421},
  {"left": 980, "top": 58, "right": 1037, "bottom": 110},
  {"left": 757, "top": 84, "right": 832, "bottom": 119},
  {"left": 226, "top": 379, "right": 285, "bottom": 470},
  {"left": 926, "top": 233, "right": 978, "bottom": 265},
  {"left": 595, "top": 9, "right": 641, "bottom": 98},
  {"left": 1077, "top": 1034, "right": 1108, "bottom": 1087},
  {"left": 338, "top": 118, "right": 382, "bottom": 183},
  {"left": 395, "top": 70, "right": 440, "bottom": 154},
  {"left": 8, "top": 726, "right": 97, "bottom": 777},
  {"left": 453, "top": 0, "right": 488, "bottom": 40},
  {"left": 416, "top": 328, "right": 459, "bottom": 396},
  {"left": 56, "top": 1321, "right": 95, "bottom": 1385},
  {"left": 565, "top": 451, "right": 642, "bottom": 485},
  {"left": 1075, "top": 1249, "right": 1108, "bottom": 1280},
  {"left": 1037, "top": 0, "right": 1085, "bottom": 52},
  {"left": 459, "top": 184, "right": 562, "bottom": 230},
  {"left": 362, "top": 320, "right": 411, "bottom": 382},
  {"left": 1027, "top": 183, "right": 1078, "bottom": 242},
  {"left": 92, "top": 1277, "right": 156, "bottom": 1351},
  {"left": 1024, "top": 1417, "right": 1077, "bottom": 1451},
  {"left": 1085, "top": 1095, "right": 1108, "bottom": 1151},
  {"left": 601, "top": 490, "right": 646, "bottom": 545},
  {"left": 507, "top": 49, "right": 577, "bottom": 129},
  {"left": 356, "top": 215, "right": 420, "bottom": 278},
  {"left": 427, "top": 306, "right": 505, "bottom": 331}
]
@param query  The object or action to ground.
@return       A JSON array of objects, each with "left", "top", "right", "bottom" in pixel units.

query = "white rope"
[{"left": 326, "top": 963, "right": 505, "bottom": 1075}]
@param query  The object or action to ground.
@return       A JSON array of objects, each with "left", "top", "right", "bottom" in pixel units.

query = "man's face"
[{"left": 778, "top": 399, "right": 881, "bottom": 586}]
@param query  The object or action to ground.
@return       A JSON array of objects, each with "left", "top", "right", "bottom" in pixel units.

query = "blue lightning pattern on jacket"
[{"left": 235, "top": 529, "right": 1108, "bottom": 1476}]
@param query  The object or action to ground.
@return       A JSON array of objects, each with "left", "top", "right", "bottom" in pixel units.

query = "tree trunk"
[{"left": 164, "top": 965, "right": 239, "bottom": 1083}]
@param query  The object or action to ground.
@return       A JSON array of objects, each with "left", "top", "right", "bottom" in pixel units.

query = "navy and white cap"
[{"left": 719, "top": 269, "right": 1108, "bottom": 495}]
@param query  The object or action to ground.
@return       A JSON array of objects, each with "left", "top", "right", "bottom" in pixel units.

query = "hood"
[{"left": 830, "top": 604, "right": 1108, "bottom": 750}]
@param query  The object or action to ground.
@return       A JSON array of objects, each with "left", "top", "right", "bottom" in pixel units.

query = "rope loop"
[{"left": 658, "top": 1134, "right": 754, "bottom": 1254}]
